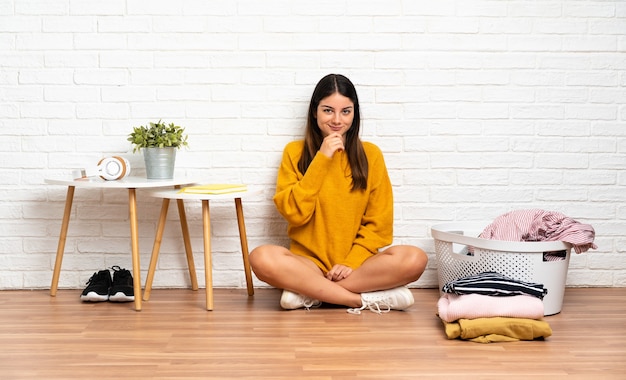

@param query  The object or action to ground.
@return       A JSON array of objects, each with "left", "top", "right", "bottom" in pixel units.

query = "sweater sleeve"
[
  {"left": 273, "top": 143, "right": 332, "bottom": 227},
  {"left": 341, "top": 144, "right": 394, "bottom": 267}
]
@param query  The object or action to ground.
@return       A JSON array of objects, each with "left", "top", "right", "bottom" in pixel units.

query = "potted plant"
[{"left": 127, "top": 120, "right": 189, "bottom": 179}]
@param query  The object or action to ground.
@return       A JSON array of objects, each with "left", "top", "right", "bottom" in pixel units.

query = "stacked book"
[{"left": 178, "top": 184, "right": 248, "bottom": 195}]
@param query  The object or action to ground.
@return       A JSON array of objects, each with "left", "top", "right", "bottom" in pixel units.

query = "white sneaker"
[
  {"left": 280, "top": 290, "right": 322, "bottom": 310},
  {"left": 347, "top": 286, "right": 414, "bottom": 315}
]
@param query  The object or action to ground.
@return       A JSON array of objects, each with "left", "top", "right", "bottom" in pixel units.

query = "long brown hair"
[{"left": 298, "top": 74, "right": 368, "bottom": 191}]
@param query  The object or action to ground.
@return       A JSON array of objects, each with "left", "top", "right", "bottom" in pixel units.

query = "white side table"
[
  {"left": 44, "top": 176, "right": 194, "bottom": 311},
  {"left": 143, "top": 188, "right": 260, "bottom": 310}
]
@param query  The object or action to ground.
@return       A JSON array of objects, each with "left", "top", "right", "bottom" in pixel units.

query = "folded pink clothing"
[{"left": 437, "top": 293, "right": 545, "bottom": 322}]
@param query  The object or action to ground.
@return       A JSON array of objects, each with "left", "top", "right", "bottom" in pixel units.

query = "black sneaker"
[
  {"left": 80, "top": 270, "right": 112, "bottom": 302},
  {"left": 108, "top": 266, "right": 134, "bottom": 302}
]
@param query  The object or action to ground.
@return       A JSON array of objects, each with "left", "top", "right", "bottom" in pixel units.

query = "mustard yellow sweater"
[{"left": 273, "top": 140, "right": 393, "bottom": 272}]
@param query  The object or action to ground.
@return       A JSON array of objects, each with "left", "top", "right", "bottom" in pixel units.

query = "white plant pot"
[{"left": 143, "top": 147, "right": 176, "bottom": 179}]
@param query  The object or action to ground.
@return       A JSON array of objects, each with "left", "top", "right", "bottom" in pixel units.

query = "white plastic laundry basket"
[{"left": 431, "top": 222, "right": 571, "bottom": 316}]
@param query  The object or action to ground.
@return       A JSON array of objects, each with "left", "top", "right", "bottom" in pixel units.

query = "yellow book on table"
[{"left": 179, "top": 184, "right": 248, "bottom": 195}]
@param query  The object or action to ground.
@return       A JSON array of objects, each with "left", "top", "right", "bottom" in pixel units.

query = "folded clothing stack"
[{"left": 438, "top": 272, "right": 552, "bottom": 343}]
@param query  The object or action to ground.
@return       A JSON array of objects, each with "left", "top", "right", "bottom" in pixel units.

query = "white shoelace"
[
  {"left": 302, "top": 297, "right": 319, "bottom": 310},
  {"left": 347, "top": 299, "right": 392, "bottom": 315}
]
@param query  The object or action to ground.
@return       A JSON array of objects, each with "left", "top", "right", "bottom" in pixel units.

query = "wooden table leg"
[
  {"left": 235, "top": 198, "right": 254, "bottom": 296},
  {"left": 202, "top": 200, "right": 213, "bottom": 311},
  {"left": 50, "top": 186, "right": 75, "bottom": 296},
  {"left": 128, "top": 188, "right": 142, "bottom": 311},
  {"left": 143, "top": 198, "right": 170, "bottom": 301},
  {"left": 176, "top": 198, "right": 198, "bottom": 290}
]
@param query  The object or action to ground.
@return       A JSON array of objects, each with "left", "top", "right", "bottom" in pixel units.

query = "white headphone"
[{"left": 97, "top": 156, "right": 131, "bottom": 181}]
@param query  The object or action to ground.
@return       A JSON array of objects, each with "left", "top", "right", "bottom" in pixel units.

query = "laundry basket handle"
[{"left": 431, "top": 222, "right": 570, "bottom": 253}]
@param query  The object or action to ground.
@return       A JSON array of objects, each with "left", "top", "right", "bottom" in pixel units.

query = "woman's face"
[{"left": 315, "top": 92, "right": 354, "bottom": 138}]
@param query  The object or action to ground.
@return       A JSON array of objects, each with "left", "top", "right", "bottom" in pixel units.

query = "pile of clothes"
[
  {"left": 479, "top": 209, "right": 597, "bottom": 254},
  {"left": 436, "top": 209, "right": 597, "bottom": 343},
  {"left": 437, "top": 271, "right": 552, "bottom": 343}
]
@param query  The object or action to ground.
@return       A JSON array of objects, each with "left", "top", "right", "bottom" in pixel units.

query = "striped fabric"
[
  {"left": 543, "top": 250, "right": 567, "bottom": 262},
  {"left": 479, "top": 209, "right": 597, "bottom": 254},
  {"left": 442, "top": 271, "right": 547, "bottom": 299}
]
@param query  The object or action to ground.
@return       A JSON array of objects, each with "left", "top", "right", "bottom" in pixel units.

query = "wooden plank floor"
[{"left": 1, "top": 287, "right": 625, "bottom": 379}]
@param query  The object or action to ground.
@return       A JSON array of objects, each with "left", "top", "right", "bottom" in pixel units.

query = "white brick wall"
[{"left": 0, "top": 0, "right": 624, "bottom": 290}]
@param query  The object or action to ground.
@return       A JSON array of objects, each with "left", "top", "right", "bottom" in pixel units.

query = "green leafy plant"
[{"left": 127, "top": 120, "right": 189, "bottom": 153}]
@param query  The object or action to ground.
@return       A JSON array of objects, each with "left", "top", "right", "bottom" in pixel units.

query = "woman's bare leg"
[
  {"left": 337, "top": 245, "right": 428, "bottom": 293},
  {"left": 249, "top": 244, "right": 362, "bottom": 307},
  {"left": 250, "top": 244, "right": 428, "bottom": 307}
]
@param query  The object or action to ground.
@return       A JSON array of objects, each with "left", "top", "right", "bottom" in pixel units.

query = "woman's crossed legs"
[{"left": 249, "top": 244, "right": 428, "bottom": 309}]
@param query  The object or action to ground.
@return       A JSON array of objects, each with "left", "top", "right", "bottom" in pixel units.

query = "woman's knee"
[
  {"left": 393, "top": 245, "right": 428, "bottom": 280},
  {"left": 249, "top": 244, "right": 274, "bottom": 271},
  {"left": 411, "top": 246, "right": 428, "bottom": 273},
  {"left": 249, "top": 244, "right": 293, "bottom": 277}
]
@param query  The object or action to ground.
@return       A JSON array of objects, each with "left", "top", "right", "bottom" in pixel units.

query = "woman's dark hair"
[{"left": 298, "top": 74, "right": 368, "bottom": 191}]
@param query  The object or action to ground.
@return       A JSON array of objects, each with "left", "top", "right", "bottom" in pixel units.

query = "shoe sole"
[
  {"left": 80, "top": 292, "right": 109, "bottom": 302},
  {"left": 108, "top": 292, "right": 134, "bottom": 302}
]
